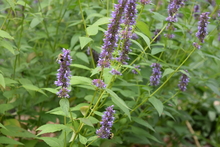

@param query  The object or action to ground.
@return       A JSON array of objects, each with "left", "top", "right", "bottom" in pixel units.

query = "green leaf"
[
  {"left": 152, "top": 12, "right": 166, "bottom": 22},
  {"left": 71, "top": 64, "right": 91, "bottom": 71},
  {"left": 135, "top": 31, "right": 151, "bottom": 49},
  {"left": 70, "top": 34, "right": 80, "bottom": 49},
  {"left": 17, "top": 0, "right": 31, "bottom": 8},
  {"left": 93, "top": 17, "right": 110, "bottom": 26},
  {"left": 0, "top": 123, "right": 6, "bottom": 129},
  {"left": 132, "top": 117, "right": 155, "bottom": 132},
  {"left": 105, "top": 88, "right": 131, "bottom": 120},
  {"left": 0, "top": 103, "right": 14, "bottom": 114},
  {"left": 42, "top": 88, "right": 58, "bottom": 94},
  {"left": 79, "top": 37, "right": 93, "bottom": 49},
  {"left": 59, "top": 98, "right": 70, "bottom": 116},
  {"left": 136, "top": 21, "right": 151, "bottom": 38},
  {"left": 79, "top": 134, "right": 87, "bottom": 145},
  {"left": 206, "top": 83, "right": 220, "bottom": 96},
  {"left": 149, "top": 97, "right": 163, "bottom": 116},
  {"left": 76, "top": 52, "right": 89, "bottom": 64},
  {"left": 131, "top": 40, "right": 144, "bottom": 51},
  {"left": 1, "top": 125, "right": 37, "bottom": 138},
  {"left": 70, "top": 76, "right": 92, "bottom": 85},
  {"left": 87, "top": 25, "right": 99, "bottom": 36},
  {"left": 0, "top": 40, "right": 14, "bottom": 54},
  {"left": 0, "top": 30, "right": 14, "bottom": 39},
  {"left": 90, "top": 66, "right": 101, "bottom": 77},
  {"left": 22, "top": 84, "right": 47, "bottom": 96},
  {"left": 39, "top": 137, "right": 64, "bottom": 147},
  {"left": 0, "top": 136, "right": 23, "bottom": 145},
  {"left": 151, "top": 48, "right": 165, "bottom": 55},
  {"left": 162, "top": 68, "right": 174, "bottom": 78},
  {"left": 47, "top": 107, "right": 77, "bottom": 118},
  {"left": 30, "top": 17, "right": 43, "bottom": 28},
  {"left": 37, "top": 124, "right": 69, "bottom": 136},
  {"left": 0, "top": 74, "right": 5, "bottom": 89},
  {"left": 79, "top": 118, "right": 94, "bottom": 127},
  {"left": 6, "top": 0, "right": 15, "bottom": 11}
]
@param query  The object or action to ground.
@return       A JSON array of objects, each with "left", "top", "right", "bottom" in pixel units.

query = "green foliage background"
[{"left": 0, "top": 0, "right": 220, "bottom": 146}]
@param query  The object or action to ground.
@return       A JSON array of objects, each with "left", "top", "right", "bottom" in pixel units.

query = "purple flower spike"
[
  {"left": 132, "top": 65, "right": 141, "bottom": 74},
  {"left": 92, "top": 79, "right": 106, "bottom": 89},
  {"left": 55, "top": 48, "right": 72, "bottom": 98},
  {"left": 178, "top": 70, "right": 190, "bottom": 91},
  {"left": 140, "top": 0, "right": 151, "bottom": 5},
  {"left": 150, "top": 63, "right": 162, "bottom": 86},
  {"left": 196, "top": 12, "right": 210, "bottom": 43},
  {"left": 98, "top": 0, "right": 128, "bottom": 68},
  {"left": 193, "top": 5, "right": 200, "bottom": 19},
  {"left": 117, "top": 0, "right": 137, "bottom": 65},
  {"left": 96, "top": 105, "right": 115, "bottom": 139},
  {"left": 166, "top": 0, "right": 185, "bottom": 23},
  {"left": 110, "top": 69, "right": 122, "bottom": 75}
]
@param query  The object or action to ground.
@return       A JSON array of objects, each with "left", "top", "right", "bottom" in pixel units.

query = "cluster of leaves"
[{"left": 0, "top": 0, "right": 220, "bottom": 147}]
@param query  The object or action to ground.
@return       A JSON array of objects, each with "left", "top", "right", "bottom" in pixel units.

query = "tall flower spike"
[
  {"left": 193, "top": 5, "right": 200, "bottom": 19},
  {"left": 150, "top": 63, "right": 162, "bottom": 86},
  {"left": 178, "top": 70, "right": 189, "bottom": 91},
  {"left": 166, "top": 0, "right": 185, "bottom": 23},
  {"left": 196, "top": 12, "right": 210, "bottom": 43},
  {"left": 117, "top": 0, "right": 137, "bottom": 65},
  {"left": 55, "top": 48, "right": 72, "bottom": 98},
  {"left": 96, "top": 105, "right": 115, "bottom": 139},
  {"left": 98, "top": 0, "right": 127, "bottom": 68}
]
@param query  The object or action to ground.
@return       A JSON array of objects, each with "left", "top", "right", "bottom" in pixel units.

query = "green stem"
[{"left": 78, "top": 0, "right": 88, "bottom": 36}]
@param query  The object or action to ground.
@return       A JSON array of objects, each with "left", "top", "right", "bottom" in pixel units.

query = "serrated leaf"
[
  {"left": 87, "top": 25, "right": 99, "bottom": 36},
  {"left": 136, "top": 21, "right": 151, "bottom": 38},
  {"left": 37, "top": 124, "right": 69, "bottom": 136},
  {"left": 149, "top": 97, "right": 163, "bottom": 116},
  {"left": 42, "top": 88, "right": 58, "bottom": 94},
  {"left": 70, "top": 76, "right": 92, "bottom": 85},
  {"left": 22, "top": 84, "right": 47, "bottom": 96},
  {"left": 76, "top": 52, "right": 89, "bottom": 64},
  {"left": 162, "top": 68, "right": 174, "bottom": 78},
  {"left": 135, "top": 31, "right": 151, "bottom": 49},
  {"left": 0, "top": 40, "right": 14, "bottom": 54},
  {"left": 79, "top": 37, "right": 93, "bottom": 49},
  {"left": 17, "top": 0, "right": 31, "bottom": 8},
  {"left": 59, "top": 98, "right": 70, "bottom": 116},
  {"left": 88, "top": 136, "right": 98, "bottom": 142},
  {"left": 79, "top": 134, "right": 87, "bottom": 145},
  {"left": 79, "top": 118, "right": 93, "bottom": 127},
  {"left": 90, "top": 66, "right": 101, "bottom": 77},
  {"left": 0, "top": 74, "right": 5, "bottom": 88},
  {"left": 0, "top": 136, "right": 23, "bottom": 145},
  {"left": 105, "top": 88, "right": 131, "bottom": 120},
  {"left": 1, "top": 125, "right": 36, "bottom": 138},
  {"left": 71, "top": 64, "right": 91, "bottom": 71},
  {"left": 152, "top": 12, "right": 166, "bottom": 21},
  {"left": 151, "top": 48, "right": 165, "bottom": 55},
  {"left": 0, "top": 104, "right": 14, "bottom": 114},
  {"left": 132, "top": 117, "right": 155, "bottom": 132},
  {"left": 93, "top": 17, "right": 110, "bottom": 26},
  {"left": 131, "top": 40, "right": 144, "bottom": 51},
  {"left": 0, "top": 30, "right": 14, "bottom": 39},
  {"left": 30, "top": 17, "right": 43, "bottom": 28},
  {"left": 39, "top": 137, "right": 64, "bottom": 147}
]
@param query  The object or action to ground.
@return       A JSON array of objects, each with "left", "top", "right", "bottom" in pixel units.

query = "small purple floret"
[
  {"left": 92, "top": 79, "right": 106, "bottom": 89},
  {"left": 132, "top": 65, "right": 141, "bottom": 74},
  {"left": 150, "top": 63, "right": 162, "bottom": 86},
  {"left": 110, "top": 69, "right": 122, "bottom": 75},
  {"left": 140, "top": 0, "right": 151, "bottom": 5},
  {"left": 178, "top": 70, "right": 190, "bottom": 91},
  {"left": 96, "top": 105, "right": 115, "bottom": 139}
]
